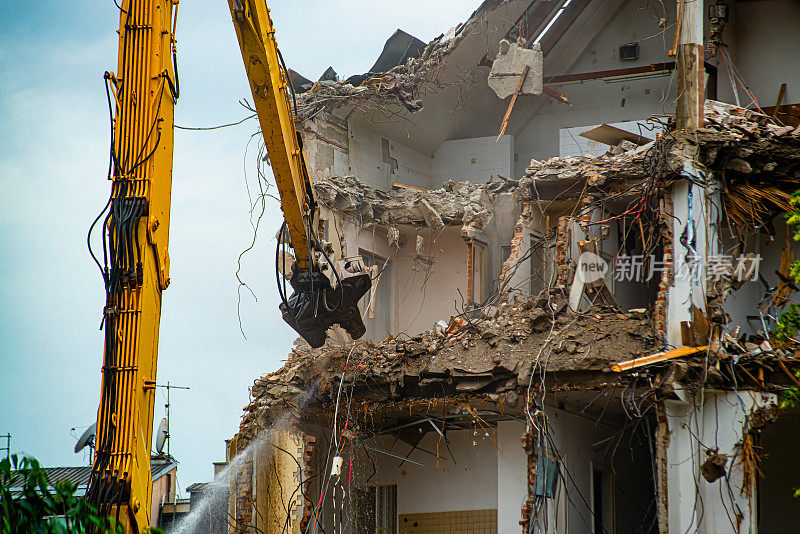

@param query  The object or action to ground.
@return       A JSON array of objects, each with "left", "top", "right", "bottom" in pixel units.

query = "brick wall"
[{"left": 654, "top": 190, "right": 674, "bottom": 343}]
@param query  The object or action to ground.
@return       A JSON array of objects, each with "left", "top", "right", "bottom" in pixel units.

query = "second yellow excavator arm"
[{"left": 227, "top": 0, "right": 371, "bottom": 348}]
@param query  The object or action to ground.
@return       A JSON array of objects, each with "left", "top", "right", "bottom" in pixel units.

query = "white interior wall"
[
  {"left": 664, "top": 390, "right": 777, "bottom": 534},
  {"left": 432, "top": 135, "right": 514, "bottom": 187},
  {"left": 545, "top": 405, "right": 654, "bottom": 534},
  {"left": 393, "top": 226, "right": 467, "bottom": 335},
  {"left": 347, "top": 120, "right": 433, "bottom": 191},
  {"left": 721, "top": 0, "right": 800, "bottom": 110},
  {"left": 514, "top": 0, "right": 799, "bottom": 172},
  {"left": 331, "top": 410, "right": 651, "bottom": 533},
  {"left": 355, "top": 429, "right": 499, "bottom": 515},
  {"left": 333, "top": 201, "right": 522, "bottom": 340},
  {"left": 598, "top": 209, "right": 660, "bottom": 311},
  {"left": 337, "top": 217, "right": 468, "bottom": 338},
  {"left": 497, "top": 420, "right": 529, "bottom": 534},
  {"left": 513, "top": 0, "right": 678, "bottom": 174}
]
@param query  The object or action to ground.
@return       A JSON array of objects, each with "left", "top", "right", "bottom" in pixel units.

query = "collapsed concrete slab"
[{"left": 488, "top": 40, "right": 543, "bottom": 98}]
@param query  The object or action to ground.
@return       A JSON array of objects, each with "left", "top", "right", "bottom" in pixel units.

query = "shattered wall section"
[
  {"left": 302, "top": 112, "right": 349, "bottom": 180},
  {"left": 314, "top": 175, "right": 524, "bottom": 337}
]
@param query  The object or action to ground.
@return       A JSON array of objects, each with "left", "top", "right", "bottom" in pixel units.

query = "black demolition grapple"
[{"left": 280, "top": 258, "right": 371, "bottom": 348}]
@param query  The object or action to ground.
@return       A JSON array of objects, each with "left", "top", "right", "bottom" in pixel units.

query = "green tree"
[
  {"left": 774, "top": 190, "right": 800, "bottom": 498},
  {"left": 0, "top": 454, "right": 123, "bottom": 534},
  {"left": 775, "top": 190, "right": 800, "bottom": 345}
]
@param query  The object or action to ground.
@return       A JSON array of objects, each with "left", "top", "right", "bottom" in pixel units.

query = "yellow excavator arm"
[
  {"left": 88, "top": 1, "right": 369, "bottom": 531},
  {"left": 226, "top": 0, "right": 371, "bottom": 349},
  {"left": 87, "top": 0, "right": 177, "bottom": 530}
]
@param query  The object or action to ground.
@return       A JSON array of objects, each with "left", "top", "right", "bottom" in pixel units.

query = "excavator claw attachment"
[{"left": 280, "top": 258, "right": 371, "bottom": 348}]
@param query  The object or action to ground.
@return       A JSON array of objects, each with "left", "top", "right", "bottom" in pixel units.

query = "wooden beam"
[
  {"left": 543, "top": 62, "right": 716, "bottom": 85},
  {"left": 611, "top": 345, "right": 708, "bottom": 372},
  {"left": 497, "top": 65, "right": 530, "bottom": 140},
  {"left": 773, "top": 83, "right": 787, "bottom": 118}
]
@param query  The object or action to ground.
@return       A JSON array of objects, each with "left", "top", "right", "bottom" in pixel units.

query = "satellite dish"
[
  {"left": 155, "top": 418, "right": 168, "bottom": 455},
  {"left": 75, "top": 423, "right": 96, "bottom": 454}
]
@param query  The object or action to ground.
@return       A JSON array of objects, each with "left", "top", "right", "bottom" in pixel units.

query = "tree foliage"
[
  {"left": 0, "top": 455, "right": 122, "bottom": 534},
  {"left": 776, "top": 190, "right": 800, "bottom": 403},
  {"left": 776, "top": 191, "right": 800, "bottom": 344}
]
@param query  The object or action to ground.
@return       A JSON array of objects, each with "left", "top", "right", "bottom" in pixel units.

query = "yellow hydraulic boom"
[
  {"left": 226, "top": 0, "right": 371, "bottom": 348},
  {"left": 87, "top": 0, "right": 369, "bottom": 531},
  {"left": 86, "top": 0, "right": 177, "bottom": 530}
]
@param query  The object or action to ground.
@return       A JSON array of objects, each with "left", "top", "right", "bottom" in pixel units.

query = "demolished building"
[{"left": 226, "top": 1, "right": 800, "bottom": 533}]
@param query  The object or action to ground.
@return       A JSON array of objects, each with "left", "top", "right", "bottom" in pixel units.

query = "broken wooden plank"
[
  {"left": 497, "top": 64, "right": 530, "bottom": 140},
  {"left": 391, "top": 182, "right": 428, "bottom": 191},
  {"left": 611, "top": 345, "right": 709, "bottom": 372},
  {"left": 773, "top": 83, "right": 787, "bottom": 118},
  {"left": 777, "top": 359, "right": 800, "bottom": 388}
]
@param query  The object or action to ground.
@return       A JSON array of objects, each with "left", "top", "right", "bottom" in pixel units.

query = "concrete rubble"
[
  {"left": 292, "top": 2, "right": 480, "bottom": 121},
  {"left": 242, "top": 290, "right": 656, "bottom": 431},
  {"left": 312, "top": 175, "right": 516, "bottom": 234},
  {"left": 488, "top": 40, "right": 543, "bottom": 98}
]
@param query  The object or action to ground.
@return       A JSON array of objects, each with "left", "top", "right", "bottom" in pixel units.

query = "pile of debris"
[
  {"left": 240, "top": 291, "right": 658, "bottom": 432},
  {"left": 313, "top": 175, "right": 517, "bottom": 233},
  {"left": 293, "top": 10, "right": 471, "bottom": 120},
  {"left": 515, "top": 99, "right": 800, "bottom": 209},
  {"left": 699, "top": 100, "right": 800, "bottom": 228}
]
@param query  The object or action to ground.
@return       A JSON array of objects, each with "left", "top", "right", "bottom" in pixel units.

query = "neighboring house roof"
[
  {"left": 184, "top": 482, "right": 208, "bottom": 493},
  {"left": 7, "top": 458, "right": 178, "bottom": 497}
]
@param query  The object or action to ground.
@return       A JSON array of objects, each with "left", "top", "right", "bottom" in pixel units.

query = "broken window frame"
[{"left": 359, "top": 248, "right": 392, "bottom": 342}]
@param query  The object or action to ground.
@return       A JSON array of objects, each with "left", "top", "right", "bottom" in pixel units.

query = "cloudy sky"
[{"left": 0, "top": 0, "right": 480, "bottom": 492}]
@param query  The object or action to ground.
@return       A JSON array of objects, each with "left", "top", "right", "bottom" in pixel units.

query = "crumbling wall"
[
  {"left": 347, "top": 119, "right": 434, "bottom": 190},
  {"left": 661, "top": 391, "right": 778, "bottom": 534},
  {"left": 314, "top": 175, "right": 522, "bottom": 337},
  {"left": 302, "top": 112, "right": 349, "bottom": 180},
  {"left": 721, "top": 218, "right": 796, "bottom": 336},
  {"left": 254, "top": 430, "right": 312, "bottom": 534}
]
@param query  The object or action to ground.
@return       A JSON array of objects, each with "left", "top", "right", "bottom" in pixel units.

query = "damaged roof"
[{"left": 291, "top": 1, "right": 529, "bottom": 121}]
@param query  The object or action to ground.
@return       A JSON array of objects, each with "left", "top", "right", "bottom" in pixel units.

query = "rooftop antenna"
[
  {"left": 156, "top": 381, "right": 189, "bottom": 459},
  {"left": 0, "top": 434, "right": 10, "bottom": 460},
  {"left": 74, "top": 424, "right": 96, "bottom": 464}
]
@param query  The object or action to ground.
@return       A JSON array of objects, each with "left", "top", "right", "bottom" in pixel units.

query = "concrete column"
[
  {"left": 666, "top": 164, "right": 722, "bottom": 348},
  {"left": 675, "top": 0, "right": 705, "bottom": 129},
  {"left": 253, "top": 429, "right": 310, "bottom": 534},
  {"left": 662, "top": 389, "right": 777, "bottom": 533}
]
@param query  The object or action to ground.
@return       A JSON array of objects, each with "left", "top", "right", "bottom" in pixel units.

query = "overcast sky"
[{"left": 0, "top": 0, "right": 480, "bottom": 493}]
